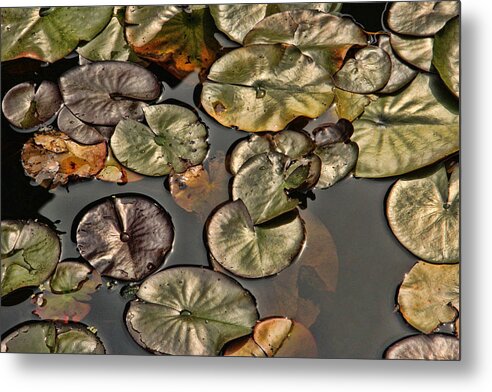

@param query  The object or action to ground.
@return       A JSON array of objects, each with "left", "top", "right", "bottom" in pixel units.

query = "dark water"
[{"left": 1, "top": 2, "right": 425, "bottom": 358}]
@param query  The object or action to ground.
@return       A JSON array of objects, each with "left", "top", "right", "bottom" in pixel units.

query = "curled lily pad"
[
  {"left": 1, "top": 321, "right": 105, "bottom": 354},
  {"left": 57, "top": 107, "right": 106, "bottom": 145},
  {"left": 386, "top": 1, "right": 459, "bottom": 37},
  {"left": 433, "top": 17, "right": 459, "bottom": 97},
  {"left": 313, "top": 119, "right": 354, "bottom": 146},
  {"left": 398, "top": 261, "right": 459, "bottom": 334},
  {"left": 125, "top": 267, "right": 258, "bottom": 355},
  {"left": 21, "top": 130, "right": 107, "bottom": 188},
  {"left": 76, "top": 195, "right": 174, "bottom": 281},
  {"left": 334, "top": 89, "right": 377, "bottom": 121},
  {"left": 0, "top": 7, "right": 112, "bottom": 62},
  {"left": 385, "top": 334, "right": 459, "bottom": 360},
  {"left": 111, "top": 104, "right": 208, "bottom": 176},
  {"left": 314, "top": 142, "right": 358, "bottom": 189},
  {"left": 390, "top": 33, "right": 434, "bottom": 72},
  {"left": 334, "top": 46, "right": 391, "bottom": 94},
  {"left": 201, "top": 44, "right": 335, "bottom": 133},
  {"left": 387, "top": 164, "right": 459, "bottom": 263},
  {"left": 207, "top": 200, "right": 305, "bottom": 278},
  {"left": 243, "top": 10, "right": 367, "bottom": 74},
  {"left": 2, "top": 81, "right": 62, "bottom": 130},
  {"left": 352, "top": 73, "right": 459, "bottom": 178},
  {"left": 96, "top": 149, "right": 143, "bottom": 184},
  {"left": 1, "top": 220, "right": 61, "bottom": 297},
  {"left": 59, "top": 61, "right": 161, "bottom": 126}
]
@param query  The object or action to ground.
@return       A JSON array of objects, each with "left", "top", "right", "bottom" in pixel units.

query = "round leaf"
[
  {"left": 57, "top": 107, "right": 106, "bottom": 145},
  {"left": 49, "top": 261, "right": 92, "bottom": 294},
  {"left": 125, "top": 267, "right": 258, "bottom": 355},
  {"left": 433, "top": 17, "right": 459, "bottom": 97},
  {"left": 76, "top": 194, "right": 174, "bottom": 281},
  {"left": 229, "top": 135, "right": 272, "bottom": 175},
  {"left": 111, "top": 104, "right": 208, "bottom": 176},
  {"left": 272, "top": 130, "right": 315, "bottom": 160},
  {"left": 390, "top": 33, "right": 434, "bottom": 72},
  {"left": 334, "top": 89, "right": 377, "bottom": 121},
  {"left": 207, "top": 200, "right": 305, "bottom": 278},
  {"left": 385, "top": 334, "right": 459, "bottom": 360},
  {"left": 201, "top": 44, "right": 335, "bottom": 133},
  {"left": 315, "top": 142, "right": 358, "bottom": 189}
]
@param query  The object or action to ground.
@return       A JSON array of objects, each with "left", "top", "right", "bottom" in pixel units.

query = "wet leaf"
[
  {"left": 2, "top": 81, "right": 62, "bottom": 129},
  {"left": 313, "top": 118, "right": 354, "bottom": 146},
  {"left": 1, "top": 220, "right": 61, "bottom": 297},
  {"left": 385, "top": 334, "right": 459, "bottom": 360},
  {"left": 222, "top": 335, "right": 266, "bottom": 357},
  {"left": 315, "top": 142, "right": 358, "bottom": 189},
  {"left": 76, "top": 194, "right": 174, "bottom": 281},
  {"left": 272, "top": 130, "right": 315, "bottom": 160},
  {"left": 334, "top": 46, "right": 391, "bottom": 94},
  {"left": 433, "top": 17, "right": 459, "bottom": 97},
  {"left": 57, "top": 107, "right": 106, "bottom": 145},
  {"left": 386, "top": 1, "right": 459, "bottom": 37},
  {"left": 96, "top": 148, "right": 143, "bottom": 184},
  {"left": 111, "top": 104, "right": 208, "bottom": 176},
  {"left": 125, "top": 267, "right": 258, "bottom": 355},
  {"left": 387, "top": 164, "right": 459, "bottom": 263},
  {"left": 284, "top": 155, "right": 322, "bottom": 191},
  {"left": 1, "top": 321, "right": 105, "bottom": 354},
  {"left": 1, "top": 7, "right": 113, "bottom": 63},
  {"left": 334, "top": 89, "right": 377, "bottom": 121},
  {"left": 59, "top": 61, "right": 161, "bottom": 126},
  {"left": 201, "top": 44, "right": 335, "bottom": 132},
  {"left": 398, "top": 261, "right": 459, "bottom": 334},
  {"left": 390, "top": 33, "right": 434, "bottom": 72},
  {"left": 21, "top": 130, "right": 107, "bottom": 188},
  {"left": 207, "top": 200, "right": 305, "bottom": 278},
  {"left": 229, "top": 135, "right": 272, "bottom": 175},
  {"left": 243, "top": 10, "right": 367, "bottom": 74},
  {"left": 352, "top": 73, "right": 459, "bottom": 178}
]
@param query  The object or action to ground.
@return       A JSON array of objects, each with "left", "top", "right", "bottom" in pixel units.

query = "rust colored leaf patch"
[{"left": 96, "top": 149, "right": 143, "bottom": 184}]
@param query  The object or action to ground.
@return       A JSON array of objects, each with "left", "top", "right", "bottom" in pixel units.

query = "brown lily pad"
[{"left": 385, "top": 334, "right": 459, "bottom": 360}]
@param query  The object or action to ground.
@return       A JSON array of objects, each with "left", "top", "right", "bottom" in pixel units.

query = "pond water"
[{"left": 1, "top": 2, "right": 429, "bottom": 358}]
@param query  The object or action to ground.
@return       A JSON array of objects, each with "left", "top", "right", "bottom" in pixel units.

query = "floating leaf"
[
  {"left": 96, "top": 149, "right": 143, "bottom": 184},
  {"left": 201, "top": 44, "right": 335, "bottom": 132},
  {"left": 313, "top": 118, "right": 354, "bottom": 146},
  {"left": 222, "top": 336, "right": 266, "bottom": 357},
  {"left": 207, "top": 200, "right": 305, "bottom": 278},
  {"left": 21, "top": 130, "right": 107, "bottom": 188},
  {"left": 125, "top": 267, "right": 258, "bottom": 355},
  {"left": 243, "top": 10, "right": 367, "bottom": 74},
  {"left": 0, "top": 7, "right": 113, "bottom": 62},
  {"left": 229, "top": 135, "right": 272, "bottom": 175},
  {"left": 352, "top": 73, "right": 459, "bottom": 178},
  {"left": 385, "top": 334, "right": 459, "bottom": 360},
  {"left": 272, "top": 130, "right": 315, "bottom": 160},
  {"left": 2, "top": 81, "right": 62, "bottom": 130},
  {"left": 111, "top": 104, "right": 208, "bottom": 176},
  {"left": 57, "top": 107, "right": 106, "bottom": 145},
  {"left": 275, "top": 3, "right": 342, "bottom": 13},
  {"left": 1, "top": 321, "right": 105, "bottom": 354},
  {"left": 387, "top": 164, "right": 459, "bottom": 263},
  {"left": 76, "top": 194, "right": 174, "bottom": 281},
  {"left": 315, "top": 142, "right": 358, "bottom": 189},
  {"left": 398, "top": 261, "right": 459, "bottom": 334},
  {"left": 433, "top": 17, "right": 459, "bottom": 97},
  {"left": 50, "top": 261, "right": 92, "bottom": 294},
  {"left": 59, "top": 61, "right": 161, "bottom": 126},
  {"left": 390, "top": 33, "right": 434, "bottom": 72},
  {"left": 386, "top": 1, "right": 459, "bottom": 37},
  {"left": 1, "top": 220, "right": 60, "bottom": 297},
  {"left": 334, "top": 89, "right": 377, "bottom": 121}
]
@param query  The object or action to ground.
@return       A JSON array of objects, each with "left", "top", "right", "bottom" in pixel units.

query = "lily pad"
[
  {"left": 275, "top": 3, "right": 342, "bottom": 13},
  {"left": 207, "top": 200, "right": 305, "bottom": 278},
  {"left": 59, "top": 61, "right": 161, "bottom": 126},
  {"left": 433, "top": 17, "right": 459, "bottom": 97},
  {"left": 385, "top": 334, "right": 459, "bottom": 360},
  {"left": 386, "top": 1, "right": 459, "bottom": 37},
  {"left": 50, "top": 261, "right": 92, "bottom": 294},
  {"left": 352, "top": 73, "right": 459, "bottom": 178},
  {"left": 1, "top": 220, "right": 61, "bottom": 297},
  {"left": 1, "top": 7, "right": 113, "bottom": 62},
  {"left": 201, "top": 44, "right": 335, "bottom": 133},
  {"left": 315, "top": 142, "right": 358, "bottom": 189},
  {"left": 21, "top": 130, "right": 107, "bottom": 188},
  {"left": 111, "top": 104, "right": 208, "bottom": 176},
  {"left": 76, "top": 195, "right": 174, "bottom": 281},
  {"left": 390, "top": 33, "right": 434, "bottom": 72},
  {"left": 222, "top": 336, "right": 266, "bottom": 357},
  {"left": 96, "top": 148, "right": 143, "bottom": 184},
  {"left": 57, "top": 107, "right": 106, "bottom": 145},
  {"left": 2, "top": 81, "right": 62, "bottom": 130},
  {"left": 1, "top": 321, "right": 105, "bottom": 354},
  {"left": 334, "top": 46, "right": 391, "bottom": 94},
  {"left": 228, "top": 135, "right": 273, "bottom": 175},
  {"left": 313, "top": 119, "right": 354, "bottom": 146},
  {"left": 334, "top": 89, "right": 377, "bottom": 121},
  {"left": 387, "top": 164, "right": 459, "bottom": 263},
  {"left": 125, "top": 267, "right": 258, "bottom": 355},
  {"left": 398, "top": 261, "right": 459, "bottom": 334},
  {"left": 243, "top": 10, "right": 367, "bottom": 74},
  {"left": 272, "top": 130, "right": 315, "bottom": 160}
]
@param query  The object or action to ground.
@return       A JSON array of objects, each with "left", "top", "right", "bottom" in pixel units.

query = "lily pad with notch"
[
  {"left": 385, "top": 334, "right": 459, "bottom": 360},
  {"left": 334, "top": 89, "right": 377, "bottom": 122},
  {"left": 390, "top": 33, "right": 434, "bottom": 72},
  {"left": 433, "top": 17, "right": 459, "bottom": 98}
]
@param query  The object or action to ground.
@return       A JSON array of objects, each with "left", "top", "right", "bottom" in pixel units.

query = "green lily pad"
[
  {"left": 50, "top": 261, "right": 92, "bottom": 294},
  {"left": 390, "top": 33, "right": 434, "bottom": 72},
  {"left": 272, "top": 130, "right": 315, "bottom": 160},
  {"left": 334, "top": 89, "right": 377, "bottom": 121},
  {"left": 385, "top": 334, "right": 459, "bottom": 360},
  {"left": 202, "top": 44, "right": 334, "bottom": 133},
  {"left": 207, "top": 200, "right": 305, "bottom": 278},
  {"left": 125, "top": 266, "right": 258, "bottom": 355},
  {"left": 1, "top": 7, "right": 113, "bottom": 63},
  {"left": 229, "top": 135, "right": 272, "bottom": 175},
  {"left": 386, "top": 1, "right": 459, "bottom": 37},
  {"left": 1, "top": 321, "right": 105, "bottom": 354},
  {"left": 334, "top": 46, "right": 391, "bottom": 94},
  {"left": 76, "top": 194, "right": 174, "bottom": 281},
  {"left": 111, "top": 104, "right": 208, "bottom": 177},
  {"left": 386, "top": 164, "right": 459, "bottom": 263},
  {"left": 433, "top": 17, "right": 460, "bottom": 97},
  {"left": 243, "top": 10, "right": 367, "bottom": 74},
  {"left": 1, "top": 81, "right": 62, "bottom": 130},
  {"left": 1, "top": 220, "right": 61, "bottom": 297},
  {"left": 352, "top": 73, "right": 459, "bottom": 178},
  {"left": 398, "top": 261, "right": 459, "bottom": 334},
  {"left": 57, "top": 107, "right": 106, "bottom": 145}
]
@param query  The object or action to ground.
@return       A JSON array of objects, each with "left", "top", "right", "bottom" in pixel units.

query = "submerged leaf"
[
  {"left": 433, "top": 17, "right": 460, "bottom": 97},
  {"left": 385, "top": 334, "right": 459, "bottom": 360},
  {"left": 390, "top": 33, "right": 434, "bottom": 72},
  {"left": 125, "top": 267, "right": 258, "bottom": 355}
]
